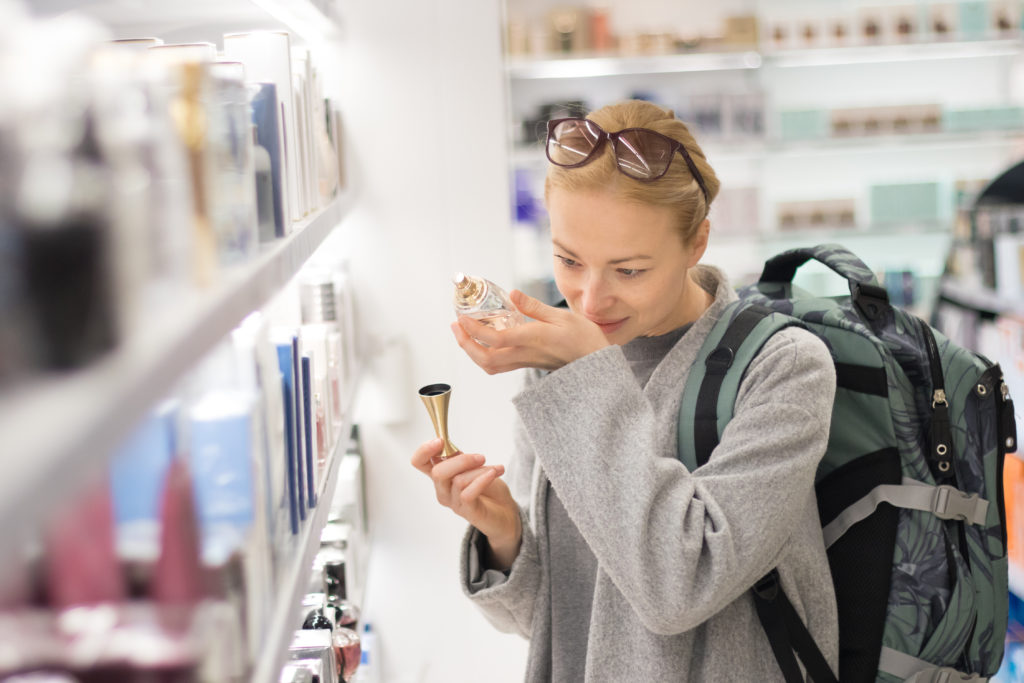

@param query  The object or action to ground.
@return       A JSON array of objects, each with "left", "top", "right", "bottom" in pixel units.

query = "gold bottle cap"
[{"left": 453, "top": 272, "right": 484, "bottom": 306}]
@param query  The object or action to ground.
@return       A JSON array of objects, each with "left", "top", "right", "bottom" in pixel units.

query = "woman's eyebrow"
[{"left": 552, "top": 239, "right": 653, "bottom": 264}]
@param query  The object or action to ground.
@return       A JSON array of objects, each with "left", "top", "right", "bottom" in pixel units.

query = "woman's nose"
[{"left": 580, "top": 274, "right": 612, "bottom": 316}]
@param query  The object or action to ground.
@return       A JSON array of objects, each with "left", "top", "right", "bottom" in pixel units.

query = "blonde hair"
[{"left": 544, "top": 100, "right": 720, "bottom": 245}]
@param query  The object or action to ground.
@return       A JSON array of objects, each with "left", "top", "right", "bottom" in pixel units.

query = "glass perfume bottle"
[{"left": 452, "top": 273, "right": 524, "bottom": 331}]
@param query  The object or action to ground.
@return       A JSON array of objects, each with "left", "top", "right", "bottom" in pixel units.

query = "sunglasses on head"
[{"left": 545, "top": 117, "right": 709, "bottom": 204}]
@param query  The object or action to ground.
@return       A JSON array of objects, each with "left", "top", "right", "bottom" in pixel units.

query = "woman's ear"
[{"left": 687, "top": 219, "right": 710, "bottom": 268}]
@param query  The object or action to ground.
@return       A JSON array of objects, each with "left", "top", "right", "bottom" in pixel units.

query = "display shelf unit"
[
  {"left": 251, "top": 366, "right": 363, "bottom": 683},
  {"left": 0, "top": 192, "right": 354, "bottom": 560},
  {"left": 505, "top": 38, "right": 1024, "bottom": 80}
]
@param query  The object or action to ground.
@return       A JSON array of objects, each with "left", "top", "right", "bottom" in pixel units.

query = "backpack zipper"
[{"left": 918, "top": 318, "right": 955, "bottom": 481}]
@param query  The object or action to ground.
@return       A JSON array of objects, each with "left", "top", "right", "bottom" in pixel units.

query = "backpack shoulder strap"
[
  {"left": 677, "top": 300, "right": 802, "bottom": 470},
  {"left": 677, "top": 301, "right": 837, "bottom": 683}
]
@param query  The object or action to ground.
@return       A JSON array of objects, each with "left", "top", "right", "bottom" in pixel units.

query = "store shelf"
[
  {"left": 251, "top": 367, "right": 363, "bottom": 683},
  {"left": 938, "top": 278, "right": 1024, "bottom": 316},
  {"left": 28, "top": 0, "right": 341, "bottom": 44},
  {"left": 506, "top": 38, "right": 1023, "bottom": 80},
  {"left": 716, "top": 221, "right": 952, "bottom": 245},
  {"left": 511, "top": 128, "right": 1024, "bottom": 166},
  {"left": 765, "top": 38, "right": 1024, "bottom": 68},
  {"left": 0, "top": 192, "right": 353, "bottom": 560},
  {"left": 505, "top": 49, "right": 762, "bottom": 79}
]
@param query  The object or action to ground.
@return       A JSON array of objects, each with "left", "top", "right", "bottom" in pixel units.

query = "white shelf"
[
  {"left": 251, "top": 369, "right": 363, "bottom": 683},
  {"left": 0, "top": 193, "right": 353, "bottom": 560},
  {"left": 938, "top": 279, "right": 1024, "bottom": 316},
  {"left": 764, "top": 38, "right": 1024, "bottom": 68},
  {"left": 28, "top": 0, "right": 341, "bottom": 44},
  {"left": 506, "top": 38, "right": 1024, "bottom": 80},
  {"left": 511, "top": 128, "right": 1024, "bottom": 166},
  {"left": 716, "top": 222, "right": 952, "bottom": 245},
  {"left": 506, "top": 50, "right": 762, "bottom": 79}
]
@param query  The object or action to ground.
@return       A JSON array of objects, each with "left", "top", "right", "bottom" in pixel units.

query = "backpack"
[{"left": 677, "top": 244, "right": 1017, "bottom": 683}]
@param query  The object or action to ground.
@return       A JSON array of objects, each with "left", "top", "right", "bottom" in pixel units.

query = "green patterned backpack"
[{"left": 678, "top": 244, "right": 1017, "bottom": 683}]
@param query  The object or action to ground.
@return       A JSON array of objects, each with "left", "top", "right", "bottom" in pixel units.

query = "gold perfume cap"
[
  {"left": 453, "top": 272, "right": 484, "bottom": 307},
  {"left": 418, "top": 383, "right": 460, "bottom": 459}
]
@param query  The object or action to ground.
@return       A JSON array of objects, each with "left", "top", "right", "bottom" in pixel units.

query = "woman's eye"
[
  {"left": 556, "top": 255, "right": 579, "bottom": 268},
  {"left": 618, "top": 268, "right": 645, "bottom": 278}
]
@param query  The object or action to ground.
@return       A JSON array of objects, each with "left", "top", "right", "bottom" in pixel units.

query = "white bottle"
[
  {"left": 352, "top": 622, "right": 380, "bottom": 683},
  {"left": 452, "top": 272, "right": 525, "bottom": 331}
]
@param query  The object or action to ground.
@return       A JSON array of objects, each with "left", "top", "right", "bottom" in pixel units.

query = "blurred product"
[
  {"left": 777, "top": 198, "right": 856, "bottom": 231},
  {"left": 223, "top": 31, "right": 300, "bottom": 225}
]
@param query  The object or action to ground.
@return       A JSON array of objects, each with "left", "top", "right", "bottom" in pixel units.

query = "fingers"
[
  {"left": 455, "top": 316, "right": 503, "bottom": 348},
  {"left": 429, "top": 452, "right": 506, "bottom": 511},
  {"left": 450, "top": 321, "right": 527, "bottom": 375},
  {"left": 411, "top": 438, "right": 444, "bottom": 473},
  {"left": 510, "top": 289, "right": 561, "bottom": 322},
  {"left": 460, "top": 464, "right": 505, "bottom": 502}
]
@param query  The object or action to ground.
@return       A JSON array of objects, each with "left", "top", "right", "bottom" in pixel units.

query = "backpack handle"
[{"left": 760, "top": 244, "right": 891, "bottom": 325}]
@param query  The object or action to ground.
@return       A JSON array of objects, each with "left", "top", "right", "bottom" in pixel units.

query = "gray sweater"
[{"left": 461, "top": 266, "right": 839, "bottom": 682}]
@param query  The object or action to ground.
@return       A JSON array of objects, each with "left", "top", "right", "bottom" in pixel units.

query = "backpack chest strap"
[
  {"left": 879, "top": 646, "right": 989, "bottom": 682},
  {"left": 822, "top": 478, "right": 989, "bottom": 549}
]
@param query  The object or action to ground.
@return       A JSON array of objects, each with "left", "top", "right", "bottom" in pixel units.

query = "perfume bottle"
[{"left": 452, "top": 273, "right": 524, "bottom": 331}]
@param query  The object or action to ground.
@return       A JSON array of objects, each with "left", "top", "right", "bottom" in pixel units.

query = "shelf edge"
[{"left": 250, "top": 365, "right": 364, "bottom": 683}]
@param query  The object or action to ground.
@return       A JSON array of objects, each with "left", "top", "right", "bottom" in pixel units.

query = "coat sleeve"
[
  {"left": 512, "top": 327, "right": 835, "bottom": 636},
  {"left": 458, "top": 370, "right": 545, "bottom": 638}
]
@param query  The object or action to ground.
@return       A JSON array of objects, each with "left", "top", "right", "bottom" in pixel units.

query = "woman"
[{"left": 411, "top": 100, "right": 838, "bottom": 681}]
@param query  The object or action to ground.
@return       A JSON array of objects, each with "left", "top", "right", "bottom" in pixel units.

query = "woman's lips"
[{"left": 592, "top": 318, "right": 627, "bottom": 334}]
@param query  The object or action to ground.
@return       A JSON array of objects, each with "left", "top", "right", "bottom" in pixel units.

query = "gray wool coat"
[{"left": 460, "top": 266, "right": 840, "bottom": 682}]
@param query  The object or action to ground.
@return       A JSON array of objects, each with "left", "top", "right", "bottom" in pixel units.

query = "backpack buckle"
[
  {"left": 931, "top": 485, "right": 988, "bottom": 524},
  {"left": 908, "top": 667, "right": 984, "bottom": 683},
  {"left": 752, "top": 568, "right": 780, "bottom": 601},
  {"left": 705, "top": 346, "right": 734, "bottom": 375}
]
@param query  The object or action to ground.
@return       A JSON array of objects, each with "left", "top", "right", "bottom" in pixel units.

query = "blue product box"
[
  {"left": 189, "top": 397, "right": 257, "bottom": 533},
  {"left": 277, "top": 341, "right": 302, "bottom": 533},
  {"left": 110, "top": 401, "right": 177, "bottom": 528}
]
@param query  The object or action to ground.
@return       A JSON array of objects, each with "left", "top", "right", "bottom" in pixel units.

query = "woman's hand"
[
  {"left": 411, "top": 438, "right": 522, "bottom": 570},
  {"left": 452, "top": 289, "right": 609, "bottom": 374}
]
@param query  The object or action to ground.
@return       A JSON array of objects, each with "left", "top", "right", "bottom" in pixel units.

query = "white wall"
[{"left": 339, "top": 1, "right": 530, "bottom": 682}]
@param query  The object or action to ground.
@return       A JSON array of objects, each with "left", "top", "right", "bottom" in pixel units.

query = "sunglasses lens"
[
  {"left": 615, "top": 129, "right": 674, "bottom": 180},
  {"left": 548, "top": 119, "right": 602, "bottom": 167}
]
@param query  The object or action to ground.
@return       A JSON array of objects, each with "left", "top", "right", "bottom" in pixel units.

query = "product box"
[
  {"left": 777, "top": 198, "right": 857, "bottom": 230},
  {"left": 723, "top": 15, "right": 759, "bottom": 47},
  {"left": 779, "top": 110, "right": 829, "bottom": 141},
  {"left": 209, "top": 61, "right": 259, "bottom": 265},
  {"left": 110, "top": 400, "right": 178, "bottom": 561},
  {"left": 223, "top": 31, "right": 300, "bottom": 225},
  {"left": 250, "top": 82, "right": 287, "bottom": 239},
  {"left": 708, "top": 186, "right": 760, "bottom": 236},
  {"left": 275, "top": 335, "right": 302, "bottom": 534},
  {"left": 869, "top": 182, "right": 941, "bottom": 224},
  {"left": 928, "top": 3, "right": 958, "bottom": 39},
  {"left": 959, "top": 0, "right": 990, "bottom": 39}
]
